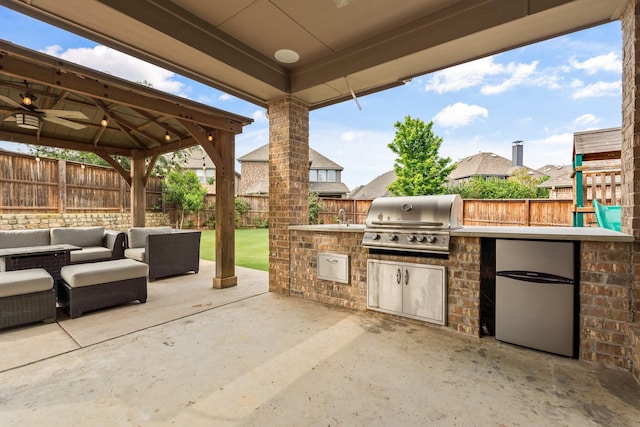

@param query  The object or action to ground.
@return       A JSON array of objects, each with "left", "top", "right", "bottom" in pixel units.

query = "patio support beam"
[
  {"left": 199, "top": 130, "right": 237, "bottom": 288},
  {"left": 130, "top": 150, "right": 146, "bottom": 227},
  {"left": 267, "top": 97, "right": 309, "bottom": 294}
]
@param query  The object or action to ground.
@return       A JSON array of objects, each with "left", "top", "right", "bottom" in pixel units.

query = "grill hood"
[{"left": 365, "top": 195, "right": 463, "bottom": 230}]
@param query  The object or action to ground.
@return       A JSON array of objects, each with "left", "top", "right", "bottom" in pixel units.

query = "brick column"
[
  {"left": 268, "top": 97, "right": 310, "bottom": 293},
  {"left": 621, "top": 0, "right": 640, "bottom": 382}
]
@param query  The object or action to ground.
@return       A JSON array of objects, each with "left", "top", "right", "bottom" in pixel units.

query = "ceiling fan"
[{"left": 0, "top": 85, "right": 88, "bottom": 130}]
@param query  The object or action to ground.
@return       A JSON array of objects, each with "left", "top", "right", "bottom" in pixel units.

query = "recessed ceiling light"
[{"left": 274, "top": 49, "right": 300, "bottom": 64}]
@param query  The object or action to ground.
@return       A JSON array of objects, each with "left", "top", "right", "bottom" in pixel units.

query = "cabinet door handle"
[
  {"left": 404, "top": 269, "right": 409, "bottom": 285},
  {"left": 396, "top": 268, "right": 401, "bottom": 284}
]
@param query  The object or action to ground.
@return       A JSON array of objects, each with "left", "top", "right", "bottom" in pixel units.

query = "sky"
[{"left": 0, "top": 7, "right": 623, "bottom": 190}]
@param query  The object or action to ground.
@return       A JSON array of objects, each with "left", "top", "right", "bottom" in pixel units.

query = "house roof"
[
  {"left": 2, "top": 1, "right": 621, "bottom": 109},
  {"left": 239, "top": 144, "right": 343, "bottom": 170},
  {"left": 348, "top": 170, "right": 396, "bottom": 199},
  {"left": 449, "top": 151, "right": 546, "bottom": 182},
  {"left": 536, "top": 164, "right": 574, "bottom": 188}
]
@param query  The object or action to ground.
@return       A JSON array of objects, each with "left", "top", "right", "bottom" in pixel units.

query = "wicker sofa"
[
  {"left": 124, "top": 227, "right": 201, "bottom": 281},
  {"left": 0, "top": 227, "right": 126, "bottom": 265}
]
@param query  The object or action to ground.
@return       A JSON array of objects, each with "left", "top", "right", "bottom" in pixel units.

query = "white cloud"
[
  {"left": 570, "top": 52, "right": 621, "bottom": 74},
  {"left": 572, "top": 81, "right": 621, "bottom": 99},
  {"left": 252, "top": 109, "right": 267, "bottom": 122},
  {"left": 425, "top": 56, "right": 504, "bottom": 93},
  {"left": 433, "top": 102, "right": 488, "bottom": 129},
  {"left": 41, "top": 44, "right": 185, "bottom": 96},
  {"left": 525, "top": 133, "right": 574, "bottom": 168},
  {"left": 481, "top": 61, "right": 539, "bottom": 94},
  {"left": 218, "top": 93, "right": 233, "bottom": 101},
  {"left": 573, "top": 113, "right": 600, "bottom": 128}
]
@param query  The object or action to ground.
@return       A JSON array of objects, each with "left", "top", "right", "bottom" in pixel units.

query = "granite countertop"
[
  {"left": 451, "top": 226, "right": 634, "bottom": 242},
  {"left": 289, "top": 224, "right": 634, "bottom": 242}
]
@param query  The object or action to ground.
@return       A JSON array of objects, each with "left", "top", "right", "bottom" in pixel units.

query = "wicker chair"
[{"left": 125, "top": 228, "right": 201, "bottom": 281}]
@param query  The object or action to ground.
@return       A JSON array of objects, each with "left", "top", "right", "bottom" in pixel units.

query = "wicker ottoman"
[
  {"left": 0, "top": 268, "right": 56, "bottom": 330},
  {"left": 59, "top": 259, "right": 148, "bottom": 318}
]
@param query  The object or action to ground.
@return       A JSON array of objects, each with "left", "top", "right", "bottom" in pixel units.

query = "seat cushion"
[
  {"left": 0, "top": 229, "right": 50, "bottom": 249},
  {"left": 70, "top": 247, "right": 112, "bottom": 263},
  {"left": 127, "top": 226, "right": 172, "bottom": 249},
  {"left": 50, "top": 227, "right": 104, "bottom": 247},
  {"left": 61, "top": 259, "right": 148, "bottom": 288},
  {"left": 124, "top": 248, "right": 145, "bottom": 262},
  {"left": 0, "top": 268, "right": 53, "bottom": 297}
]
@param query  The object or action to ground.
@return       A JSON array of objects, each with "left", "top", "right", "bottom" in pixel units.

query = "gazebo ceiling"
[
  {"left": 0, "top": 40, "right": 252, "bottom": 158},
  {"left": 0, "top": 0, "right": 624, "bottom": 109}
]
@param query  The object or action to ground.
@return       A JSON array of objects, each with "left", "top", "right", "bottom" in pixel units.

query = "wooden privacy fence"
[
  {"left": 317, "top": 198, "right": 575, "bottom": 227},
  {"left": 0, "top": 152, "right": 162, "bottom": 213}
]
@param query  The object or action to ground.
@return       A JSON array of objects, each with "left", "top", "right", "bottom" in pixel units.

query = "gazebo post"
[{"left": 130, "top": 150, "right": 147, "bottom": 227}]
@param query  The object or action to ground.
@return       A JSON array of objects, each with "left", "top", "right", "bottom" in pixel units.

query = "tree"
[
  {"left": 308, "top": 191, "right": 322, "bottom": 224},
  {"left": 387, "top": 116, "right": 456, "bottom": 196},
  {"left": 162, "top": 169, "right": 207, "bottom": 229},
  {"left": 447, "top": 172, "right": 550, "bottom": 199}
]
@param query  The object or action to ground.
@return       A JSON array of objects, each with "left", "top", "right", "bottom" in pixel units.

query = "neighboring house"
[
  {"left": 238, "top": 144, "right": 350, "bottom": 197},
  {"left": 447, "top": 151, "right": 544, "bottom": 185},
  {"left": 181, "top": 148, "right": 240, "bottom": 195},
  {"left": 348, "top": 171, "right": 396, "bottom": 199},
  {"left": 536, "top": 164, "right": 574, "bottom": 199}
]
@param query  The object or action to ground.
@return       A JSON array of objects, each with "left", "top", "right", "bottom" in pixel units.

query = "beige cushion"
[
  {"left": 0, "top": 268, "right": 53, "bottom": 297},
  {"left": 0, "top": 229, "right": 50, "bottom": 249},
  {"left": 70, "top": 247, "right": 112, "bottom": 263},
  {"left": 61, "top": 259, "right": 148, "bottom": 288},
  {"left": 50, "top": 227, "right": 104, "bottom": 247},
  {"left": 124, "top": 248, "right": 145, "bottom": 262},
  {"left": 127, "top": 226, "right": 172, "bottom": 248}
]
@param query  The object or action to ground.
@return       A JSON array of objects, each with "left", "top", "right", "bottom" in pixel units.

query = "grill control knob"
[
  {"left": 415, "top": 235, "right": 426, "bottom": 243},
  {"left": 388, "top": 234, "right": 398, "bottom": 241},
  {"left": 407, "top": 235, "right": 416, "bottom": 242},
  {"left": 368, "top": 233, "right": 380, "bottom": 240},
  {"left": 426, "top": 235, "right": 436, "bottom": 244}
]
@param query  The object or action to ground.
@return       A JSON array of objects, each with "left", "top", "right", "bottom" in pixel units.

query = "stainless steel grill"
[{"left": 362, "top": 194, "right": 463, "bottom": 254}]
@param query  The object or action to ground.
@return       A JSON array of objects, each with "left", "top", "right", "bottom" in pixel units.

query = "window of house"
[
  {"left": 309, "top": 170, "right": 318, "bottom": 181},
  {"left": 309, "top": 169, "right": 338, "bottom": 182},
  {"left": 327, "top": 170, "right": 336, "bottom": 182},
  {"left": 195, "top": 169, "right": 206, "bottom": 184}
]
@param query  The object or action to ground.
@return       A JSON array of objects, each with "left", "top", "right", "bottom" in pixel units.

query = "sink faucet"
[{"left": 338, "top": 208, "right": 351, "bottom": 225}]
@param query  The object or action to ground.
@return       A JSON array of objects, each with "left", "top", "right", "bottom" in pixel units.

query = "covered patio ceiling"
[{"left": 0, "top": 0, "right": 624, "bottom": 109}]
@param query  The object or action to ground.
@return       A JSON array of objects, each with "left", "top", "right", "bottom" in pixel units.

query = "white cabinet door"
[
  {"left": 403, "top": 264, "right": 446, "bottom": 325},
  {"left": 367, "top": 260, "right": 402, "bottom": 314},
  {"left": 367, "top": 260, "right": 446, "bottom": 325}
]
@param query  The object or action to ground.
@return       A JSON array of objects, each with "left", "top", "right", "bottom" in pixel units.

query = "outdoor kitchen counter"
[
  {"left": 289, "top": 224, "right": 633, "bottom": 242},
  {"left": 451, "top": 225, "right": 634, "bottom": 242}
]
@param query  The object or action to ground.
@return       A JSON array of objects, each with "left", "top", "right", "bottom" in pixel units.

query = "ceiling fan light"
[
  {"left": 207, "top": 132, "right": 214, "bottom": 142},
  {"left": 101, "top": 116, "right": 108, "bottom": 127},
  {"left": 22, "top": 93, "right": 33, "bottom": 106},
  {"left": 15, "top": 113, "right": 40, "bottom": 129}
]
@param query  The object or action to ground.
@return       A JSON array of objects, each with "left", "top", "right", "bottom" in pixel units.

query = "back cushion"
[
  {"left": 128, "top": 226, "right": 173, "bottom": 248},
  {"left": 0, "top": 229, "right": 51, "bottom": 249},
  {"left": 50, "top": 227, "right": 105, "bottom": 247}
]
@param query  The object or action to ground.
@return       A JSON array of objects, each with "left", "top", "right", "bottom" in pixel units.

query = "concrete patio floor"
[{"left": 1, "top": 260, "right": 639, "bottom": 426}]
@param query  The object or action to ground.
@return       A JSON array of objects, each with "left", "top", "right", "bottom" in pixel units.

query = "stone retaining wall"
[{"left": 0, "top": 213, "right": 170, "bottom": 231}]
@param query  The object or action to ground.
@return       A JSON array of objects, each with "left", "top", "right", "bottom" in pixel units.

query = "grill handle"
[{"left": 370, "top": 220, "right": 444, "bottom": 227}]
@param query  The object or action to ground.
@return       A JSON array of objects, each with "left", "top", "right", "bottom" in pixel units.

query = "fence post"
[
  {"left": 524, "top": 199, "right": 530, "bottom": 226},
  {"left": 58, "top": 159, "right": 66, "bottom": 213}
]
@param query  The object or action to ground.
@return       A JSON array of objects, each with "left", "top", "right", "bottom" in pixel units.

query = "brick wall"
[
  {"left": 290, "top": 229, "right": 368, "bottom": 309},
  {"left": 0, "top": 212, "right": 170, "bottom": 230},
  {"left": 620, "top": 0, "right": 640, "bottom": 383},
  {"left": 268, "top": 97, "right": 310, "bottom": 294}
]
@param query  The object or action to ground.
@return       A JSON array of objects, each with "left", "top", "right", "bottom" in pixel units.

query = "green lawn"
[{"left": 199, "top": 229, "right": 269, "bottom": 271}]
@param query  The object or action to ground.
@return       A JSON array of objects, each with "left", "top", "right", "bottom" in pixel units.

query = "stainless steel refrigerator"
[{"left": 495, "top": 239, "right": 576, "bottom": 357}]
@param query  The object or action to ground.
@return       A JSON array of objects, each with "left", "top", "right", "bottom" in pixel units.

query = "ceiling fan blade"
[
  {"left": 3, "top": 116, "right": 16, "bottom": 121},
  {"left": 39, "top": 109, "right": 88, "bottom": 120},
  {"left": 0, "top": 94, "right": 26, "bottom": 109},
  {"left": 43, "top": 115, "right": 86, "bottom": 130}
]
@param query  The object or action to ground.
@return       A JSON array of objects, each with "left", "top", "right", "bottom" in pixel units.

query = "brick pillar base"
[{"left": 268, "top": 97, "right": 310, "bottom": 294}]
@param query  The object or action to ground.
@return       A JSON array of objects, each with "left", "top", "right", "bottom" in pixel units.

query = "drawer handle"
[{"left": 325, "top": 258, "right": 339, "bottom": 264}]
